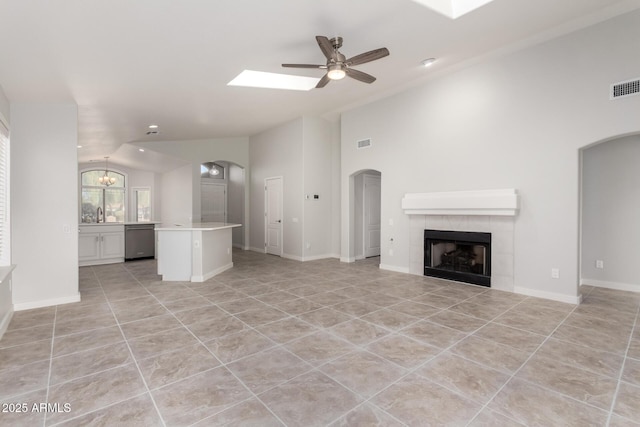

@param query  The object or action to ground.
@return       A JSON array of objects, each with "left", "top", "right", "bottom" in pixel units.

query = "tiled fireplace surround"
[
  {"left": 403, "top": 189, "right": 518, "bottom": 293},
  {"left": 409, "top": 214, "right": 515, "bottom": 292}
]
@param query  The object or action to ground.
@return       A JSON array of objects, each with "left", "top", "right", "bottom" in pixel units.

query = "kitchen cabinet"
[{"left": 79, "top": 224, "right": 125, "bottom": 266}]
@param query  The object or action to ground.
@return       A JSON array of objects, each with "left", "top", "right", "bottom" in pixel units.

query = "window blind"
[{"left": 0, "top": 120, "right": 9, "bottom": 265}]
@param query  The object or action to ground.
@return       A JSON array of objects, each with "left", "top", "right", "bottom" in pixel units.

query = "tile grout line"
[
  {"left": 461, "top": 299, "right": 580, "bottom": 426},
  {"left": 604, "top": 301, "right": 640, "bottom": 427},
  {"left": 95, "top": 265, "right": 168, "bottom": 427},
  {"left": 127, "top": 267, "right": 292, "bottom": 427},
  {"left": 41, "top": 304, "right": 58, "bottom": 427}
]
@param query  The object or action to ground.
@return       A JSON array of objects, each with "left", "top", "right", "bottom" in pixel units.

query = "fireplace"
[{"left": 424, "top": 229, "right": 491, "bottom": 287}]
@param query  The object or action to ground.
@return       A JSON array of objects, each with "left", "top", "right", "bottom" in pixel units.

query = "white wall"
[
  {"left": 340, "top": 10, "right": 640, "bottom": 301},
  {"left": 330, "top": 119, "right": 341, "bottom": 257},
  {"left": 227, "top": 163, "right": 245, "bottom": 248},
  {"left": 303, "top": 117, "right": 333, "bottom": 259},
  {"left": 11, "top": 103, "right": 79, "bottom": 309},
  {"left": 581, "top": 134, "right": 640, "bottom": 290},
  {"left": 161, "top": 164, "right": 194, "bottom": 225},
  {"left": 249, "top": 118, "right": 303, "bottom": 258},
  {"left": 0, "top": 84, "right": 8, "bottom": 124}
]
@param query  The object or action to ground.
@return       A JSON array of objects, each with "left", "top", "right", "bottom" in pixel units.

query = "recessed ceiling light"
[
  {"left": 228, "top": 70, "right": 319, "bottom": 91},
  {"left": 410, "top": 0, "right": 495, "bottom": 19},
  {"left": 148, "top": 124, "right": 159, "bottom": 129},
  {"left": 77, "top": 145, "right": 83, "bottom": 148},
  {"left": 138, "top": 148, "right": 145, "bottom": 152},
  {"left": 421, "top": 58, "right": 437, "bottom": 67}
]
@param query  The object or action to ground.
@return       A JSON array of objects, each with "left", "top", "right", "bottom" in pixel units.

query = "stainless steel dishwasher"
[{"left": 125, "top": 223, "right": 155, "bottom": 260}]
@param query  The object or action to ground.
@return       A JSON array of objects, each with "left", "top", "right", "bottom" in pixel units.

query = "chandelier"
[{"left": 98, "top": 156, "right": 116, "bottom": 186}]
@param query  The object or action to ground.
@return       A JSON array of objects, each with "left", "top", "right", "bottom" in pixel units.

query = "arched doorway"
[
  {"left": 580, "top": 133, "right": 640, "bottom": 293},
  {"left": 200, "top": 160, "right": 247, "bottom": 249}
]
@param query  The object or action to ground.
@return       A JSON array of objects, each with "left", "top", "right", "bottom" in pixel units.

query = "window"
[
  {"left": 0, "top": 120, "right": 9, "bottom": 265},
  {"left": 80, "top": 169, "right": 126, "bottom": 223},
  {"left": 132, "top": 188, "right": 152, "bottom": 222},
  {"left": 201, "top": 162, "right": 225, "bottom": 180}
]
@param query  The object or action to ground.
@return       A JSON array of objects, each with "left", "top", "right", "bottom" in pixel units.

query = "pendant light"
[{"left": 98, "top": 156, "right": 116, "bottom": 186}]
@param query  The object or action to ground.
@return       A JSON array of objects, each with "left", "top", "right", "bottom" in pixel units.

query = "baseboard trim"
[
  {"left": 14, "top": 293, "right": 82, "bottom": 311},
  {"left": 0, "top": 308, "right": 13, "bottom": 341},
  {"left": 513, "top": 286, "right": 581, "bottom": 305},
  {"left": 340, "top": 257, "right": 356, "bottom": 263},
  {"left": 191, "top": 263, "right": 234, "bottom": 282},
  {"left": 355, "top": 255, "right": 365, "bottom": 261},
  {"left": 581, "top": 279, "right": 640, "bottom": 293},
  {"left": 301, "top": 254, "right": 339, "bottom": 262},
  {"left": 248, "top": 247, "right": 266, "bottom": 254},
  {"left": 282, "top": 253, "right": 303, "bottom": 262},
  {"left": 379, "top": 264, "right": 410, "bottom": 274}
]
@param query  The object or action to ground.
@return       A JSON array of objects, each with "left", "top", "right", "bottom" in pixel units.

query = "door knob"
[{"left": 277, "top": 220, "right": 281, "bottom": 223}]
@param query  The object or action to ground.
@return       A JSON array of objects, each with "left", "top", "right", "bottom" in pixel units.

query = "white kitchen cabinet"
[{"left": 79, "top": 224, "right": 125, "bottom": 266}]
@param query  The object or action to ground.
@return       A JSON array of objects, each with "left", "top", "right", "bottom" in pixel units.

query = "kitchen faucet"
[{"left": 96, "top": 207, "right": 103, "bottom": 223}]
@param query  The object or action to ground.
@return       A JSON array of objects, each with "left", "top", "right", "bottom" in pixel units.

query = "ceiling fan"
[{"left": 282, "top": 36, "right": 389, "bottom": 89}]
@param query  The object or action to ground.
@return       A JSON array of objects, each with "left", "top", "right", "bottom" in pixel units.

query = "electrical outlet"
[
  {"left": 227, "top": 248, "right": 230, "bottom": 254},
  {"left": 389, "top": 218, "right": 394, "bottom": 226},
  {"left": 194, "top": 240, "right": 200, "bottom": 248},
  {"left": 389, "top": 249, "right": 394, "bottom": 256},
  {"left": 551, "top": 268, "right": 560, "bottom": 279},
  {"left": 306, "top": 243, "right": 311, "bottom": 249},
  {"left": 596, "top": 260, "right": 604, "bottom": 269}
]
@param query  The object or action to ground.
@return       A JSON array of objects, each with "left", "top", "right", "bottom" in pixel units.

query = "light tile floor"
[{"left": 1, "top": 250, "right": 639, "bottom": 426}]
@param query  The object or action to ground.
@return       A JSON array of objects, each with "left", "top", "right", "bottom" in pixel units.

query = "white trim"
[
  {"left": 402, "top": 189, "right": 519, "bottom": 216},
  {"left": 79, "top": 257, "right": 123, "bottom": 267},
  {"left": 514, "top": 286, "right": 581, "bottom": 305},
  {"left": 191, "top": 262, "right": 233, "bottom": 282},
  {"left": 0, "top": 308, "right": 12, "bottom": 340},
  {"left": 341, "top": 256, "right": 356, "bottom": 263},
  {"left": 301, "top": 253, "right": 339, "bottom": 262},
  {"left": 282, "top": 253, "right": 303, "bottom": 262},
  {"left": 379, "top": 264, "right": 410, "bottom": 274},
  {"left": 249, "top": 246, "right": 266, "bottom": 253},
  {"left": 581, "top": 279, "right": 640, "bottom": 293},
  {"left": 14, "top": 293, "right": 81, "bottom": 311}
]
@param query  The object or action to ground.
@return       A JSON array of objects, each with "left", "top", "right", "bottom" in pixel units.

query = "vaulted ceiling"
[{"left": 0, "top": 0, "right": 636, "bottom": 167}]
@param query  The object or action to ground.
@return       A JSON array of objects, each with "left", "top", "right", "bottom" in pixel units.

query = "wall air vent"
[
  {"left": 357, "top": 138, "right": 372, "bottom": 149},
  {"left": 610, "top": 78, "right": 640, "bottom": 100}
]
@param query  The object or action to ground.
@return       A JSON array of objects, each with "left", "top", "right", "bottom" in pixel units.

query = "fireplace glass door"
[{"left": 424, "top": 230, "right": 491, "bottom": 286}]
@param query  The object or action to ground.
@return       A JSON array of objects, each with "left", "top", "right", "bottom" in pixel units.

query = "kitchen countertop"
[{"left": 155, "top": 222, "right": 242, "bottom": 231}]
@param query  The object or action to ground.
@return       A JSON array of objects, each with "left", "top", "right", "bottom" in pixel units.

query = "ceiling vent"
[
  {"left": 610, "top": 78, "right": 640, "bottom": 100},
  {"left": 357, "top": 138, "right": 372, "bottom": 149}
]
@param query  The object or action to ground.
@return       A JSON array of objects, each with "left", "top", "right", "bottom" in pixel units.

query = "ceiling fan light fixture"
[
  {"left": 421, "top": 58, "right": 437, "bottom": 67},
  {"left": 327, "top": 66, "right": 346, "bottom": 80}
]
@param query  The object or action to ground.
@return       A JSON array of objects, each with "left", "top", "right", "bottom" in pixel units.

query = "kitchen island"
[{"left": 156, "top": 222, "right": 242, "bottom": 282}]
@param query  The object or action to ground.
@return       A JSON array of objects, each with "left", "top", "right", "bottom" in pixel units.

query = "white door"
[
  {"left": 201, "top": 183, "right": 227, "bottom": 222},
  {"left": 265, "top": 177, "right": 283, "bottom": 256},
  {"left": 364, "top": 174, "right": 381, "bottom": 258}
]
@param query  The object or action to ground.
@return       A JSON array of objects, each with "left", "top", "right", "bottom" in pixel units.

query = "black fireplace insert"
[{"left": 424, "top": 229, "right": 491, "bottom": 287}]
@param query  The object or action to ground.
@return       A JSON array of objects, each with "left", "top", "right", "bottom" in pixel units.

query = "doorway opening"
[
  {"left": 352, "top": 170, "right": 381, "bottom": 263},
  {"left": 200, "top": 160, "right": 247, "bottom": 249}
]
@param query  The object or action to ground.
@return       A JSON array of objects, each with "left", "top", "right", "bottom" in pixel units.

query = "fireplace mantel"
[{"left": 402, "top": 189, "right": 519, "bottom": 216}]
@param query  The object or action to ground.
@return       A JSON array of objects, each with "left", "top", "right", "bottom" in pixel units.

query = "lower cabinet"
[{"left": 79, "top": 225, "right": 125, "bottom": 266}]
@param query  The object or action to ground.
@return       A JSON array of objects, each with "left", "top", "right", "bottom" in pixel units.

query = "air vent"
[
  {"left": 146, "top": 130, "right": 159, "bottom": 135},
  {"left": 357, "top": 138, "right": 372, "bottom": 149},
  {"left": 611, "top": 78, "right": 640, "bottom": 100}
]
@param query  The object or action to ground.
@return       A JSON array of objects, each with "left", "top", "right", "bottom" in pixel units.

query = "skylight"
[
  {"left": 410, "top": 0, "right": 495, "bottom": 19},
  {"left": 228, "top": 70, "right": 319, "bottom": 91}
]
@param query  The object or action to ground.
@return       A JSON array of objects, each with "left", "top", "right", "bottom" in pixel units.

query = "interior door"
[
  {"left": 201, "top": 183, "right": 226, "bottom": 222},
  {"left": 364, "top": 174, "right": 381, "bottom": 257},
  {"left": 265, "top": 177, "right": 283, "bottom": 256}
]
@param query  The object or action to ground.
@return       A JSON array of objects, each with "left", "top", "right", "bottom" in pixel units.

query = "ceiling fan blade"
[
  {"left": 346, "top": 47, "right": 389, "bottom": 66},
  {"left": 316, "top": 74, "right": 331, "bottom": 88},
  {"left": 282, "top": 64, "right": 325, "bottom": 69},
  {"left": 316, "top": 36, "right": 335, "bottom": 60},
  {"left": 345, "top": 68, "right": 376, "bottom": 84}
]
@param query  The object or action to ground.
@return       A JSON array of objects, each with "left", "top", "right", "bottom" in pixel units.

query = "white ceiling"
[{"left": 0, "top": 0, "right": 637, "bottom": 170}]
